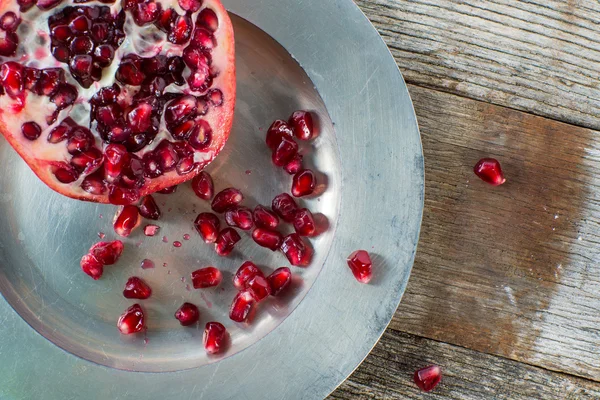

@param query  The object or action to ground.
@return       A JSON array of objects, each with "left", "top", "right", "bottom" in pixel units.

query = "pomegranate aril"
[
  {"left": 66, "top": 127, "right": 93, "bottom": 155},
  {"left": 23, "top": 67, "right": 41, "bottom": 92},
  {"left": 292, "top": 169, "right": 316, "bottom": 197},
  {"left": 91, "top": 84, "right": 120, "bottom": 105},
  {"left": 132, "top": 0, "right": 161, "bottom": 26},
  {"left": 1, "top": 62, "right": 23, "bottom": 98},
  {"left": 207, "top": 89, "right": 223, "bottom": 106},
  {"left": 138, "top": 195, "right": 161, "bottom": 220},
  {"left": 142, "top": 153, "right": 163, "bottom": 178},
  {"left": 183, "top": 46, "right": 210, "bottom": 71},
  {"left": 69, "top": 15, "right": 91, "bottom": 33},
  {"left": 123, "top": 276, "right": 152, "bottom": 299},
  {"left": 52, "top": 162, "right": 79, "bottom": 183},
  {"left": 91, "top": 22, "right": 109, "bottom": 42},
  {"left": 51, "top": 25, "right": 72, "bottom": 42},
  {"left": 116, "top": 57, "right": 145, "bottom": 85},
  {"left": 211, "top": 188, "right": 243, "bottom": 213},
  {"left": 167, "top": 13, "right": 192, "bottom": 45},
  {"left": 215, "top": 227, "right": 241, "bottom": 256},
  {"left": 194, "top": 212, "right": 220, "bottom": 243},
  {"left": 94, "top": 44, "right": 115, "bottom": 67},
  {"left": 104, "top": 143, "right": 128, "bottom": 182},
  {"left": 252, "top": 228, "right": 283, "bottom": 251},
  {"left": 37, "top": 0, "right": 63, "bottom": 11},
  {"left": 280, "top": 233, "right": 312, "bottom": 266},
  {"left": 225, "top": 206, "right": 253, "bottom": 230},
  {"left": 186, "top": 66, "right": 211, "bottom": 92},
  {"left": 50, "top": 83, "right": 78, "bottom": 109},
  {"left": 204, "top": 322, "right": 227, "bottom": 354},
  {"left": 164, "top": 95, "right": 197, "bottom": 127},
  {"left": 178, "top": 0, "right": 201, "bottom": 12},
  {"left": 69, "top": 55, "right": 95, "bottom": 87},
  {"left": 127, "top": 102, "right": 153, "bottom": 133},
  {"left": 154, "top": 140, "right": 179, "bottom": 172},
  {"left": 80, "top": 254, "right": 103, "bottom": 280},
  {"left": 21, "top": 122, "right": 41, "bottom": 141},
  {"left": 293, "top": 208, "right": 316, "bottom": 236},
  {"left": 229, "top": 290, "right": 254, "bottom": 323},
  {"left": 191, "top": 266, "right": 222, "bottom": 288},
  {"left": 71, "top": 148, "right": 103, "bottom": 174},
  {"left": 289, "top": 111, "right": 314, "bottom": 140},
  {"left": 267, "top": 267, "right": 291, "bottom": 296},
  {"left": 272, "top": 193, "right": 298, "bottom": 222},
  {"left": 266, "top": 120, "right": 293, "bottom": 151},
  {"left": 175, "top": 302, "right": 200, "bottom": 326},
  {"left": 90, "top": 240, "right": 124, "bottom": 265},
  {"left": 52, "top": 45, "right": 70, "bottom": 62},
  {"left": 108, "top": 185, "right": 140, "bottom": 205},
  {"left": 191, "top": 28, "right": 215, "bottom": 50},
  {"left": 414, "top": 365, "right": 442, "bottom": 392},
  {"left": 346, "top": 250, "right": 372, "bottom": 284},
  {"left": 17, "top": 0, "right": 35, "bottom": 12},
  {"left": 474, "top": 158, "right": 506, "bottom": 186},
  {"left": 117, "top": 304, "right": 145, "bottom": 335},
  {"left": 155, "top": 7, "right": 175, "bottom": 32},
  {"left": 113, "top": 205, "right": 140, "bottom": 237},
  {"left": 38, "top": 68, "right": 64, "bottom": 96},
  {"left": 188, "top": 118, "right": 212, "bottom": 149},
  {"left": 0, "top": 30, "right": 18, "bottom": 57},
  {"left": 284, "top": 154, "right": 303, "bottom": 175},
  {"left": 253, "top": 205, "right": 279, "bottom": 229},
  {"left": 197, "top": 8, "right": 218, "bottom": 32},
  {"left": 0, "top": 12, "right": 20, "bottom": 32},
  {"left": 47, "top": 119, "right": 74, "bottom": 143},
  {"left": 233, "top": 261, "right": 264, "bottom": 290},
  {"left": 246, "top": 275, "right": 271, "bottom": 302},
  {"left": 70, "top": 36, "right": 94, "bottom": 55},
  {"left": 81, "top": 173, "right": 107, "bottom": 194},
  {"left": 176, "top": 157, "right": 195, "bottom": 175},
  {"left": 272, "top": 136, "right": 299, "bottom": 167}
]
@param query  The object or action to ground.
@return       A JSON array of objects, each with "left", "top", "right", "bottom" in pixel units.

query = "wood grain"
[
  {"left": 330, "top": 329, "right": 600, "bottom": 399},
  {"left": 356, "top": 0, "right": 600, "bottom": 130}
]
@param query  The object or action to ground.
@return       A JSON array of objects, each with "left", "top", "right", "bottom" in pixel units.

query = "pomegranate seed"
[
  {"left": 90, "top": 240, "right": 123, "bottom": 265},
  {"left": 47, "top": 118, "right": 74, "bottom": 143},
  {"left": 208, "top": 89, "right": 223, "bottom": 106},
  {"left": 293, "top": 208, "right": 316, "bottom": 236},
  {"left": 113, "top": 205, "right": 140, "bottom": 237},
  {"left": 174, "top": 302, "right": 200, "bottom": 326},
  {"left": 117, "top": 304, "right": 145, "bottom": 335},
  {"left": 188, "top": 119, "right": 212, "bottom": 149},
  {"left": 155, "top": 7, "right": 175, "bottom": 32},
  {"left": 284, "top": 154, "right": 303, "bottom": 175},
  {"left": 229, "top": 290, "right": 254, "bottom": 323},
  {"left": 281, "top": 233, "right": 312, "bottom": 266},
  {"left": 289, "top": 111, "right": 314, "bottom": 140},
  {"left": 104, "top": 143, "right": 128, "bottom": 182},
  {"left": 246, "top": 275, "right": 271, "bottom": 302},
  {"left": 272, "top": 193, "right": 298, "bottom": 222},
  {"left": 164, "top": 95, "right": 197, "bottom": 126},
  {"left": 50, "top": 83, "right": 77, "bottom": 109},
  {"left": 23, "top": 66, "right": 41, "bottom": 92},
  {"left": 0, "top": 12, "right": 20, "bottom": 32},
  {"left": 211, "top": 188, "right": 243, "bottom": 213},
  {"left": 38, "top": 68, "right": 64, "bottom": 96},
  {"left": 21, "top": 122, "right": 41, "bottom": 141},
  {"left": 69, "top": 15, "right": 91, "bottom": 33},
  {"left": 80, "top": 254, "right": 103, "bottom": 280},
  {"left": 92, "top": 84, "right": 120, "bottom": 105},
  {"left": 177, "top": 0, "right": 201, "bottom": 11},
  {"left": 138, "top": 195, "right": 161, "bottom": 220},
  {"left": 272, "top": 136, "right": 298, "bottom": 167},
  {"left": 204, "top": 322, "right": 227, "bottom": 354},
  {"left": 253, "top": 205, "right": 279, "bottom": 229},
  {"left": 52, "top": 162, "right": 79, "bottom": 183},
  {"left": 17, "top": 0, "right": 35, "bottom": 12},
  {"left": 108, "top": 186, "right": 141, "bottom": 205},
  {"left": 183, "top": 46, "right": 210, "bottom": 71},
  {"left": 191, "top": 28, "right": 215, "bottom": 50},
  {"left": 414, "top": 365, "right": 442, "bottom": 392},
  {"left": 123, "top": 276, "right": 152, "bottom": 299},
  {"left": 267, "top": 267, "right": 292, "bottom": 296},
  {"left": 191, "top": 171, "right": 214, "bottom": 200},
  {"left": 0, "top": 30, "right": 18, "bottom": 56},
  {"left": 194, "top": 212, "right": 220, "bottom": 243},
  {"left": 69, "top": 55, "right": 94, "bottom": 87},
  {"left": 266, "top": 120, "right": 293, "bottom": 150},
  {"left": 186, "top": 66, "right": 211, "bottom": 91},
  {"left": 36, "top": 0, "right": 63, "bottom": 10},
  {"left": 197, "top": 8, "right": 218, "bottom": 32},
  {"left": 66, "top": 127, "right": 93, "bottom": 155},
  {"left": 116, "top": 57, "right": 145, "bottom": 85},
  {"left": 94, "top": 44, "right": 115, "bottom": 67},
  {"left": 70, "top": 36, "right": 94, "bottom": 55},
  {"left": 132, "top": 0, "right": 161, "bottom": 26},
  {"left": 1, "top": 62, "right": 23, "bottom": 98},
  {"left": 143, "top": 224, "right": 160, "bottom": 236},
  {"left": 167, "top": 13, "right": 192, "bottom": 44},
  {"left": 215, "top": 227, "right": 241, "bottom": 256},
  {"left": 52, "top": 45, "right": 69, "bottom": 62},
  {"left": 347, "top": 250, "right": 372, "bottom": 283},
  {"left": 233, "top": 261, "right": 264, "bottom": 290},
  {"left": 252, "top": 228, "right": 283, "bottom": 251},
  {"left": 191, "top": 266, "right": 222, "bottom": 288},
  {"left": 225, "top": 206, "right": 253, "bottom": 230},
  {"left": 474, "top": 158, "right": 506, "bottom": 185},
  {"left": 292, "top": 169, "right": 316, "bottom": 197},
  {"left": 127, "top": 102, "right": 153, "bottom": 133},
  {"left": 81, "top": 173, "right": 107, "bottom": 195}
]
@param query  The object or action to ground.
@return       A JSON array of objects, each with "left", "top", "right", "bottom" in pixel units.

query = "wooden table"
[{"left": 330, "top": 1, "right": 600, "bottom": 398}]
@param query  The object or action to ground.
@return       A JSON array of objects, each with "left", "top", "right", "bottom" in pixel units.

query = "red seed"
[
  {"left": 113, "top": 205, "right": 140, "bottom": 237},
  {"left": 80, "top": 254, "right": 103, "bottom": 280},
  {"left": 293, "top": 208, "right": 316, "bottom": 236},
  {"left": 164, "top": 95, "right": 197, "bottom": 126},
  {"left": 188, "top": 119, "right": 212, "bottom": 149},
  {"left": 66, "top": 127, "right": 93, "bottom": 155},
  {"left": 215, "top": 227, "right": 241, "bottom": 256},
  {"left": 266, "top": 120, "right": 293, "bottom": 150},
  {"left": 203, "top": 322, "right": 227, "bottom": 354},
  {"left": 292, "top": 169, "right": 316, "bottom": 197},
  {"left": 191, "top": 171, "right": 214, "bottom": 200},
  {"left": 1, "top": 62, "right": 24, "bottom": 98},
  {"left": 108, "top": 185, "right": 141, "bottom": 205},
  {"left": 138, "top": 195, "right": 161, "bottom": 220},
  {"left": 246, "top": 275, "right": 271, "bottom": 302},
  {"left": 252, "top": 228, "right": 283, "bottom": 251},
  {"left": 272, "top": 193, "right": 298, "bottom": 222},
  {"left": 191, "top": 266, "right": 222, "bottom": 288},
  {"left": 52, "top": 162, "right": 79, "bottom": 183},
  {"left": 0, "top": 12, "right": 20, "bottom": 32},
  {"left": 182, "top": 45, "right": 210, "bottom": 70},
  {"left": 267, "top": 267, "right": 292, "bottom": 296},
  {"left": 132, "top": 0, "right": 161, "bottom": 26},
  {"left": 70, "top": 148, "right": 103, "bottom": 174},
  {"left": 288, "top": 111, "right": 314, "bottom": 140},
  {"left": 346, "top": 250, "right": 372, "bottom": 283},
  {"left": 90, "top": 240, "right": 124, "bottom": 265},
  {"left": 37, "top": 68, "right": 64, "bottom": 96},
  {"left": 175, "top": 302, "right": 200, "bottom": 326},
  {"left": 127, "top": 102, "right": 153, "bottom": 133},
  {"left": 22, "top": 122, "right": 41, "bottom": 141},
  {"left": 191, "top": 27, "right": 215, "bottom": 50},
  {"left": 211, "top": 188, "right": 243, "bottom": 213},
  {"left": 233, "top": 261, "right": 264, "bottom": 290},
  {"left": 17, "top": 0, "right": 35, "bottom": 12},
  {"left": 154, "top": 140, "right": 179, "bottom": 172},
  {"left": 0, "top": 30, "right": 18, "bottom": 57},
  {"left": 104, "top": 143, "right": 128, "bottom": 182},
  {"left": 253, "top": 205, "right": 279, "bottom": 229},
  {"left": 229, "top": 290, "right": 254, "bottom": 323},
  {"left": 474, "top": 158, "right": 505, "bottom": 186},
  {"left": 280, "top": 233, "right": 312, "bottom": 266},
  {"left": 284, "top": 153, "right": 303, "bottom": 175},
  {"left": 116, "top": 57, "right": 145, "bottom": 86},
  {"left": 178, "top": 0, "right": 201, "bottom": 12},
  {"left": 47, "top": 118, "right": 74, "bottom": 143},
  {"left": 414, "top": 365, "right": 442, "bottom": 392},
  {"left": 167, "top": 13, "right": 193, "bottom": 44},
  {"left": 117, "top": 304, "right": 145, "bottom": 335},
  {"left": 194, "top": 212, "right": 220, "bottom": 243},
  {"left": 69, "top": 15, "right": 91, "bottom": 33},
  {"left": 225, "top": 206, "right": 254, "bottom": 230},
  {"left": 196, "top": 8, "right": 218, "bottom": 32},
  {"left": 50, "top": 83, "right": 78, "bottom": 109},
  {"left": 123, "top": 276, "right": 152, "bottom": 299},
  {"left": 81, "top": 173, "right": 107, "bottom": 195},
  {"left": 272, "top": 136, "right": 298, "bottom": 167}
]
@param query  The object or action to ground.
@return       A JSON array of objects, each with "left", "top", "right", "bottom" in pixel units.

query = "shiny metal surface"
[{"left": 0, "top": 0, "right": 423, "bottom": 398}]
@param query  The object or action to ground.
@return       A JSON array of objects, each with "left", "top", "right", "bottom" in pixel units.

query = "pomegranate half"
[{"left": 0, "top": 0, "right": 235, "bottom": 204}]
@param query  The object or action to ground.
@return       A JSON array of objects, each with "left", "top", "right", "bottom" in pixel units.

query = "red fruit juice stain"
[
  {"left": 183, "top": 233, "right": 190, "bottom": 240},
  {"left": 173, "top": 241, "right": 182, "bottom": 248}
]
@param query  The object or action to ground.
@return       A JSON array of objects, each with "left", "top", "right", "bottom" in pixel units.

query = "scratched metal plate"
[{"left": 0, "top": 0, "right": 424, "bottom": 398}]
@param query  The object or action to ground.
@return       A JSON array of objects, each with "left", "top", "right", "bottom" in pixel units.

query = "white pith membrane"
[{"left": 0, "top": 0, "right": 234, "bottom": 203}]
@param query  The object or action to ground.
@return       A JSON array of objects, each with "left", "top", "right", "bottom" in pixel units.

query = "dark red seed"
[
  {"left": 266, "top": 120, "right": 293, "bottom": 151},
  {"left": 272, "top": 136, "right": 298, "bottom": 167},
  {"left": 288, "top": 110, "right": 314, "bottom": 140},
  {"left": 155, "top": 7, "right": 175, "bottom": 32},
  {"left": 182, "top": 46, "right": 210, "bottom": 70},
  {"left": 225, "top": 206, "right": 253, "bottom": 230},
  {"left": 178, "top": 0, "right": 201, "bottom": 12},
  {"left": 280, "top": 233, "right": 312, "bottom": 266},
  {"left": 252, "top": 228, "right": 283, "bottom": 251},
  {"left": 0, "top": 30, "right": 17, "bottom": 56},
  {"left": 188, "top": 118, "right": 212, "bottom": 149},
  {"left": 154, "top": 140, "right": 179, "bottom": 172},
  {"left": 116, "top": 58, "right": 145, "bottom": 85},
  {"left": 114, "top": 205, "right": 140, "bottom": 236},
  {"left": 293, "top": 208, "right": 316, "bottom": 236},
  {"left": 71, "top": 148, "right": 103, "bottom": 174},
  {"left": 167, "top": 13, "right": 192, "bottom": 44},
  {"left": 347, "top": 250, "right": 372, "bottom": 284},
  {"left": 70, "top": 36, "right": 94, "bottom": 55},
  {"left": 176, "top": 157, "right": 195, "bottom": 175},
  {"left": 284, "top": 153, "right": 303, "bottom": 175},
  {"left": 0, "top": 12, "right": 20, "bottom": 32},
  {"left": 91, "top": 84, "right": 120, "bottom": 105},
  {"left": 215, "top": 227, "right": 241, "bottom": 256},
  {"left": 253, "top": 205, "right": 279, "bottom": 229},
  {"left": 233, "top": 261, "right": 264, "bottom": 290},
  {"left": 211, "top": 188, "right": 243, "bottom": 213},
  {"left": 127, "top": 102, "right": 153, "bottom": 133},
  {"left": 104, "top": 143, "right": 128, "bottom": 182},
  {"left": 170, "top": 119, "right": 195, "bottom": 140},
  {"left": 191, "top": 266, "right": 222, "bottom": 288},
  {"left": 117, "top": 304, "right": 145, "bottom": 334},
  {"left": 69, "top": 15, "right": 91, "bottom": 33},
  {"left": 0, "top": 62, "right": 23, "bottom": 98},
  {"left": 194, "top": 212, "right": 220, "bottom": 243},
  {"left": 204, "top": 322, "right": 227, "bottom": 354},
  {"left": 138, "top": 195, "right": 161, "bottom": 220},
  {"left": 123, "top": 276, "right": 152, "bottom": 299},
  {"left": 51, "top": 25, "right": 72, "bottom": 43},
  {"left": 108, "top": 185, "right": 141, "bottom": 205},
  {"left": 36, "top": 0, "right": 63, "bottom": 11},
  {"left": 267, "top": 267, "right": 292, "bottom": 296},
  {"left": 175, "top": 302, "right": 200, "bottom": 326},
  {"left": 94, "top": 44, "right": 115, "bottom": 67},
  {"left": 21, "top": 122, "right": 41, "bottom": 141},
  {"left": 66, "top": 127, "right": 93, "bottom": 155},
  {"left": 50, "top": 83, "right": 78, "bottom": 108},
  {"left": 474, "top": 158, "right": 506, "bottom": 185},
  {"left": 191, "top": 28, "right": 215, "bottom": 50},
  {"left": 91, "top": 22, "right": 109, "bottom": 42},
  {"left": 132, "top": 0, "right": 161, "bottom": 26},
  {"left": 414, "top": 365, "right": 442, "bottom": 392},
  {"left": 229, "top": 290, "right": 254, "bottom": 323},
  {"left": 186, "top": 66, "right": 211, "bottom": 91},
  {"left": 38, "top": 68, "right": 64, "bottom": 96},
  {"left": 52, "top": 162, "right": 79, "bottom": 183},
  {"left": 80, "top": 254, "right": 103, "bottom": 280},
  {"left": 292, "top": 169, "right": 316, "bottom": 197},
  {"left": 23, "top": 66, "right": 41, "bottom": 92},
  {"left": 197, "top": 8, "right": 218, "bottom": 32},
  {"left": 81, "top": 173, "right": 107, "bottom": 195},
  {"left": 191, "top": 171, "right": 214, "bottom": 200},
  {"left": 17, "top": 0, "right": 36, "bottom": 12},
  {"left": 246, "top": 275, "right": 271, "bottom": 302},
  {"left": 207, "top": 89, "right": 223, "bottom": 106},
  {"left": 142, "top": 153, "right": 163, "bottom": 178},
  {"left": 90, "top": 240, "right": 124, "bottom": 265},
  {"left": 272, "top": 193, "right": 298, "bottom": 222},
  {"left": 164, "top": 95, "right": 197, "bottom": 126}
]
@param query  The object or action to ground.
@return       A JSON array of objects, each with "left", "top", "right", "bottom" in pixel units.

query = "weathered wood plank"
[
  {"left": 330, "top": 329, "right": 600, "bottom": 399},
  {"left": 356, "top": 0, "right": 600, "bottom": 130}
]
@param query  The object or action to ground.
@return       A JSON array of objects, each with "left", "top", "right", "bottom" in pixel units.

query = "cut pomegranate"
[
  {"left": 203, "top": 322, "right": 227, "bottom": 354},
  {"left": 292, "top": 169, "right": 316, "bottom": 197},
  {"left": 89, "top": 240, "right": 123, "bottom": 265},
  {"left": 191, "top": 266, "right": 222, "bottom": 288},
  {"left": 265, "top": 119, "right": 293, "bottom": 151},
  {"left": 211, "top": 187, "right": 242, "bottom": 213},
  {"left": 272, "top": 193, "right": 298, "bottom": 222},
  {"left": 246, "top": 275, "right": 271, "bottom": 302},
  {"left": 293, "top": 208, "right": 316, "bottom": 236},
  {"left": 174, "top": 302, "right": 200, "bottom": 326},
  {"left": 414, "top": 365, "right": 442, "bottom": 392},
  {"left": 347, "top": 250, "right": 372, "bottom": 283},
  {"left": 288, "top": 111, "right": 314, "bottom": 140},
  {"left": 224, "top": 206, "right": 253, "bottom": 230},
  {"left": 138, "top": 195, "right": 161, "bottom": 220},
  {"left": 253, "top": 205, "right": 279, "bottom": 229},
  {"left": 194, "top": 212, "right": 220, "bottom": 243},
  {"left": 191, "top": 170, "right": 214, "bottom": 200},
  {"left": 267, "top": 267, "right": 291, "bottom": 296},
  {"left": 252, "top": 228, "right": 283, "bottom": 251},
  {"left": 233, "top": 261, "right": 264, "bottom": 290},
  {"left": 229, "top": 290, "right": 254, "bottom": 323},
  {"left": 114, "top": 205, "right": 140, "bottom": 237},
  {"left": 123, "top": 276, "right": 152, "bottom": 299},
  {"left": 117, "top": 304, "right": 145, "bottom": 335},
  {"left": 474, "top": 158, "right": 506, "bottom": 185},
  {"left": 280, "top": 233, "right": 312, "bottom": 266},
  {"left": 0, "top": 1, "right": 236, "bottom": 204},
  {"left": 214, "top": 227, "right": 240, "bottom": 256},
  {"left": 80, "top": 254, "right": 103, "bottom": 280}
]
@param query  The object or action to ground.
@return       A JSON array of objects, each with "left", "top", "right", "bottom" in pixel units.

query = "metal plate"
[{"left": 0, "top": 0, "right": 423, "bottom": 398}]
